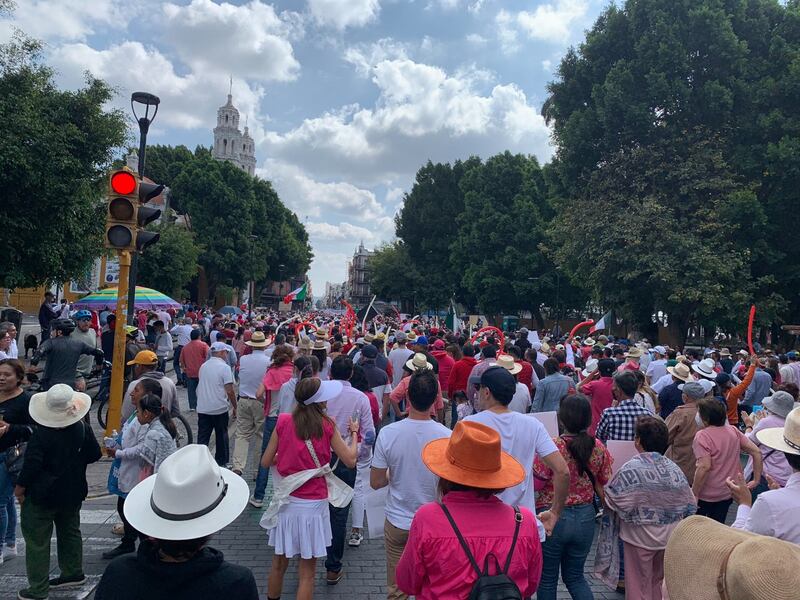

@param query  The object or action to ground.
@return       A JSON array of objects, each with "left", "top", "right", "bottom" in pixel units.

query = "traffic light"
[{"left": 104, "top": 168, "right": 164, "bottom": 252}]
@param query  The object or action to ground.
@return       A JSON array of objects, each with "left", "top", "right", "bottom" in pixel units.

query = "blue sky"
[{"left": 1, "top": 0, "right": 607, "bottom": 296}]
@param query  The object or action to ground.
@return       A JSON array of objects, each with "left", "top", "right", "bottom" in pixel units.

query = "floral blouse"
[{"left": 533, "top": 435, "right": 613, "bottom": 509}]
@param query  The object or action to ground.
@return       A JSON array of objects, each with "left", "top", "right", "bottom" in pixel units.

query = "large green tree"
[
  {"left": 368, "top": 241, "right": 422, "bottom": 310},
  {"left": 0, "top": 33, "right": 127, "bottom": 289},
  {"left": 137, "top": 224, "right": 202, "bottom": 298}
]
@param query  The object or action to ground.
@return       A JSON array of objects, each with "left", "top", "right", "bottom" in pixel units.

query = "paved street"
[{"left": 0, "top": 354, "right": 624, "bottom": 600}]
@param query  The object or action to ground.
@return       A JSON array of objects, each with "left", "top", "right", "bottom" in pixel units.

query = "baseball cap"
[
  {"left": 361, "top": 345, "right": 378, "bottom": 359},
  {"left": 653, "top": 345, "right": 666, "bottom": 355},
  {"left": 475, "top": 366, "right": 516, "bottom": 405},
  {"left": 395, "top": 331, "right": 407, "bottom": 342},
  {"left": 210, "top": 341, "right": 229, "bottom": 352},
  {"left": 416, "top": 335, "right": 429, "bottom": 346},
  {"left": 679, "top": 381, "right": 706, "bottom": 400},
  {"left": 432, "top": 339, "right": 445, "bottom": 350},
  {"left": 127, "top": 350, "right": 158, "bottom": 366}
]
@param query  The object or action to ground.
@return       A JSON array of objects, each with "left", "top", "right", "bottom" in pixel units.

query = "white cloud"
[
  {"left": 306, "top": 221, "right": 376, "bottom": 242},
  {"left": 309, "top": 250, "right": 349, "bottom": 289},
  {"left": 343, "top": 38, "right": 410, "bottom": 77},
  {"left": 262, "top": 58, "right": 551, "bottom": 185},
  {"left": 517, "top": 0, "right": 588, "bottom": 44},
  {"left": 258, "top": 160, "right": 384, "bottom": 219},
  {"left": 50, "top": 41, "right": 265, "bottom": 133},
  {"left": 0, "top": 0, "right": 127, "bottom": 42},
  {"left": 495, "top": 9, "right": 520, "bottom": 55},
  {"left": 468, "top": 0, "right": 487, "bottom": 14},
  {"left": 466, "top": 33, "right": 488, "bottom": 46},
  {"left": 307, "top": 0, "right": 380, "bottom": 30},
  {"left": 542, "top": 59, "right": 553, "bottom": 71},
  {"left": 162, "top": 0, "right": 300, "bottom": 82}
]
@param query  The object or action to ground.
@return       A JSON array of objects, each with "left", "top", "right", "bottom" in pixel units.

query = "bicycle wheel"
[
  {"left": 97, "top": 399, "right": 108, "bottom": 430},
  {"left": 174, "top": 414, "right": 194, "bottom": 447}
]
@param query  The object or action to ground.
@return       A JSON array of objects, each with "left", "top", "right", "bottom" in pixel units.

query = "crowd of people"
[{"left": 0, "top": 295, "right": 798, "bottom": 599}]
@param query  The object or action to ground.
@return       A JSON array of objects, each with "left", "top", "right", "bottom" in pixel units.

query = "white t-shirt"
[
  {"left": 508, "top": 383, "right": 531, "bottom": 414},
  {"left": 170, "top": 324, "right": 194, "bottom": 346},
  {"left": 277, "top": 378, "right": 298, "bottom": 415},
  {"left": 372, "top": 418, "right": 452, "bottom": 530},
  {"left": 197, "top": 356, "right": 233, "bottom": 415},
  {"left": 645, "top": 358, "right": 668, "bottom": 384},
  {"left": 651, "top": 372, "right": 674, "bottom": 394},
  {"left": 388, "top": 347, "right": 414, "bottom": 386},
  {"left": 238, "top": 350, "right": 270, "bottom": 399},
  {"left": 465, "top": 409, "right": 558, "bottom": 539}
]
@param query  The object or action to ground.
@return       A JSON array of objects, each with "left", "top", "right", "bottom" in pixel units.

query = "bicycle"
[{"left": 96, "top": 391, "right": 194, "bottom": 447}]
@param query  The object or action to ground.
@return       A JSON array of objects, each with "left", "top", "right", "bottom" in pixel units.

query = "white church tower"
[{"left": 212, "top": 81, "right": 256, "bottom": 176}]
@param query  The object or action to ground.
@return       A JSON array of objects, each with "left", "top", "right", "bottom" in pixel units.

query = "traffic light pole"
[
  {"left": 106, "top": 250, "right": 131, "bottom": 439},
  {"left": 125, "top": 117, "right": 148, "bottom": 325}
]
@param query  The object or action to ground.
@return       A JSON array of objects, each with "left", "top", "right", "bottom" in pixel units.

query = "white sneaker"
[
  {"left": 3, "top": 545, "right": 17, "bottom": 560},
  {"left": 347, "top": 531, "right": 363, "bottom": 547},
  {"left": 248, "top": 496, "right": 263, "bottom": 508}
]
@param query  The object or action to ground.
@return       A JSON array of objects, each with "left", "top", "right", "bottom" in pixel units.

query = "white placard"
[
  {"left": 529, "top": 411, "right": 559, "bottom": 438},
  {"left": 365, "top": 486, "right": 388, "bottom": 539},
  {"left": 607, "top": 440, "right": 639, "bottom": 475}
]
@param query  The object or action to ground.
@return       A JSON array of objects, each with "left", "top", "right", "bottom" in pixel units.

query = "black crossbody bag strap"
[{"left": 502, "top": 506, "right": 522, "bottom": 574}]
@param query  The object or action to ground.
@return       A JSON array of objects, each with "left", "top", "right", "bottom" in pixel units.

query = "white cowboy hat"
[
  {"left": 29, "top": 384, "right": 91, "bottom": 428},
  {"left": 406, "top": 352, "right": 433, "bottom": 372},
  {"left": 692, "top": 357, "right": 717, "bottom": 380},
  {"left": 582, "top": 358, "right": 599, "bottom": 378},
  {"left": 756, "top": 406, "right": 800, "bottom": 456},
  {"left": 124, "top": 444, "right": 249, "bottom": 540},
  {"left": 495, "top": 354, "right": 522, "bottom": 375},
  {"left": 582, "top": 337, "right": 596, "bottom": 347}
]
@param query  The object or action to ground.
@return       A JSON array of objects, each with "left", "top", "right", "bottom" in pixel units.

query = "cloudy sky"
[{"left": 1, "top": 0, "right": 607, "bottom": 295}]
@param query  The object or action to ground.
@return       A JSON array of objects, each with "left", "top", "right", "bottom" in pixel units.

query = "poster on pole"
[{"left": 104, "top": 256, "right": 121, "bottom": 285}]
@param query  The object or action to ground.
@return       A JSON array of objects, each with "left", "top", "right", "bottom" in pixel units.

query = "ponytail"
[
  {"left": 139, "top": 393, "right": 178, "bottom": 440},
  {"left": 558, "top": 394, "right": 596, "bottom": 479}
]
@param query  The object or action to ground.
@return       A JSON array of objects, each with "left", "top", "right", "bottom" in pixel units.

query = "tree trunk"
[{"left": 533, "top": 306, "right": 545, "bottom": 331}]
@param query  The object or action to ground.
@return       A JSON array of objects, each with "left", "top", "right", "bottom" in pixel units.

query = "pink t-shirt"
[
  {"left": 275, "top": 413, "right": 334, "bottom": 499},
  {"left": 390, "top": 376, "right": 444, "bottom": 415},
  {"left": 692, "top": 424, "right": 747, "bottom": 502},
  {"left": 581, "top": 377, "right": 614, "bottom": 435}
]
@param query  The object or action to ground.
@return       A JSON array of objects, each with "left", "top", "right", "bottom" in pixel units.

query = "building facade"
[
  {"left": 322, "top": 282, "right": 345, "bottom": 308},
  {"left": 212, "top": 93, "right": 257, "bottom": 176},
  {"left": 345, "top": 242, "right": 374, "bottom": 307}
]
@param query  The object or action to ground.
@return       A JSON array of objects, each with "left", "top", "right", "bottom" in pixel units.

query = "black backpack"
[{"left": 438, "top": 502, "right": 523, "bottom": 600}]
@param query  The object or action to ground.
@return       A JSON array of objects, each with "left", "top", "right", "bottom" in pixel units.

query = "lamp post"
[
  {"left": 248, "top": 234, "right": 259, "bottom": 320},
  {"left": 126, "top": 92, "right": 160, "bottom": 325},
  {"left": 278, "top": 263, "right": 285, "bottom": 311}
]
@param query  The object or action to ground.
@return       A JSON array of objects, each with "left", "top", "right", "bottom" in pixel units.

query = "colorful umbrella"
[{"left": 71, "top": 286, "right": 181, "bottom": 311}]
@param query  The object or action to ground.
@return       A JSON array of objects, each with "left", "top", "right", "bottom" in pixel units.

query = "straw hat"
[
  {"left": 719, "top": 348, "right": 732, "bottom": 357},
  {"left": 315, "top": 328, "right": 329, "bottom": 340},
  {"left": 29, "top": 384, "right": 91, "bottom": 428},
  {"left": 124, "top": 445, "right": 249, "bottom": 541},
  {"left": 495, "top": 354, "right": 522, "bottom": 375},
  {"left": 756, "top": 406, "right": 800, "bottom": 455},
  {"left": 582, "top": 337, "right": 596, "bottom": 347},
  {"left": 245, "top": 331, "right": 268, "bottom": 348},
  {"left": 582, "top": 358, "right": 598, "bottom": 378},
  {"left": 422, "top": 421, "right": 524, "bottom": 490},
  {"left": 667, "top": 362, "right": 693, "bottom": 383},
  {"left": 405, "top": 352, "right": 433, "bottom": 372},
  {"left": 540, "top": 342, "right": 551, "bottom": 354},
  {"left": 298, "top": 336, "right": 313, "bottom": 350},
  {"left": 364, "top": 333, "right": 375, "bottom": 343},
  {"left": 692, "top": 357, "right": 717, "bottom": 380},
  {"left": 312, "top": 339, "right": 327, "bottom": 350},
  {"left": 665, "top": 515, "right": 800, "bottom": 600},
  {"left": 406, "top": 332, "right": 418, "bottom": 343},
  {"left": 625, "top": 347, "right": 644, "bottom": 359}
]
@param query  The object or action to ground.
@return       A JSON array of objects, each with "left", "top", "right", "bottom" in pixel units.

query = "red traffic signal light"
[{"left": 110, "top": 171, "right": 137, "bottom": 195}]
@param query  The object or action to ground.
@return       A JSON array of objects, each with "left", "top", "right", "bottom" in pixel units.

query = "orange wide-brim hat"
[{"left": 422, "top": 421, "right": 524, "bottom": 490}]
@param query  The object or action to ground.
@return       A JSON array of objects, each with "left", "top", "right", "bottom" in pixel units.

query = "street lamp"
[
  {"left": 278, "top": 263, "right": 285, "bottom": 310},
  {"left": 126, "top": 91, "right": 161, "bottom": 325},
  {"left": 249, "top": 234, "right": 259, "bottom": 320}
]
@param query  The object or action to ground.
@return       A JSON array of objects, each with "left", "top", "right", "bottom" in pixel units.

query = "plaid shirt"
[{"left": 596, "top": 399, "right": 654, "bottom": 443}]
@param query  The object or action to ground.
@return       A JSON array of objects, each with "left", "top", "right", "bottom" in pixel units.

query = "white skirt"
[{"left": 268, "top": 496, "right": 332, "bottom": 559}]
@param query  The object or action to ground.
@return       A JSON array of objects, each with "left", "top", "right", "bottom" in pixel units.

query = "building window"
[
  {"left": 223, "top": 139, "right": 227, "bottom": 154},
  {"left": 231, "top": 140, "right": 235, "bottom": 153},
  {"left": 225, "top": 114, "right": 229, "bottom": 123}
]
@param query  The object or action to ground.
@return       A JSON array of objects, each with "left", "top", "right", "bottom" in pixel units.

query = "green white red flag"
[{"left": 283, "top": 283, "right": 307, "bottom": 304}]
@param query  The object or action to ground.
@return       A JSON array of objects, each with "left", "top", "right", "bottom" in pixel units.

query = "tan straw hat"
[
  {"left": 667, "top": 362, "right": 693, "bottom": 383},
  {"left": 665, "top": 515, "right": 800, "bottom": 600},
  {"left": 245, "top": 331, "right": 268, "bottom": 348},
  {"left": 756, "top": 406, "right": 800, "bottom": 455},
  {"left": 625, "top": 347, "right": 643, "bottom": 359},
  {"left": 422, "top": 421, "right": 524, "bottom": 489},
  {"left": 495, "top": 354, "right": 522, "bottom": 375},
  {"left": 405, "top": 352, "right": 433, "bottom": 372}
]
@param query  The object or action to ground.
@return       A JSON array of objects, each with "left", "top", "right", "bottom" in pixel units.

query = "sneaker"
[
  {"left": 4, "top": 544, "right": 17, "bottom": 560},
  {"left": 248, "top": 496, "right": 263, "bottom": 508},
  {"left": 111, "top": 522, "right": 125, "bottom": 536},
  {"left": 17, "top": 589, "right": 47, "bottom": 599},
  {"left": 347, "top": 531, "right": 363, "bottom": 547},
  {"left": 102, "top": 544, "right": 135, "bottom": 560},
  {"left": 48, "top": 574, "right": 86, "bottom": 588}
]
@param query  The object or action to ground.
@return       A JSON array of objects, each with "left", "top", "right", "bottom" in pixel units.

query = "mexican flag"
[
  {"left": 283, "top": 283, "right": 307, "bottom": 304},
  {"left": 590, "top": 310, "right": 611, "bottom": 333},
  {"left": 445, "top": 299, "right": 462, "bottom": 332}
]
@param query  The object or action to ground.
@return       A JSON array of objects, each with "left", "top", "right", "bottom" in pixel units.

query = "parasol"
[{"left": 71, "top": 286, "right": 180, "bottom": 311}]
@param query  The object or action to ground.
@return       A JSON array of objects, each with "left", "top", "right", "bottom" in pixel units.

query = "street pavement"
[{"left": 0, "top": 350, "right": 625, "bottom": 600}]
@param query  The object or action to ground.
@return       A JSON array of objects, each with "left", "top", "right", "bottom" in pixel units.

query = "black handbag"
[{"left": 5, "top": 440, "right": 27, "bottom": 479}]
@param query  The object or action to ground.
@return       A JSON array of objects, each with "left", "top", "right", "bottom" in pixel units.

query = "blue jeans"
[
  {"left": 187, "top": 378, "right": 199, "bottom": 410},
  {"left": 253, "top": 416, "right": 279, "bottom": 501},
  {"left": 173, "top": 346, "right": 184, "bottom": 384},
  {"left": 325, "top": 458, "right": 357, "bottom": 573},
  {"left": 0, "top": 455, "right": 17, "bottom": 548},
  {"left": 538, "top": 503, "right": 596, "bottom": 600},
  {"left": 450, "top": 399, "right": 458, "bottom": 429}
]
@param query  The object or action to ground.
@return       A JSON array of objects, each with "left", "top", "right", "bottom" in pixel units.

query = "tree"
[
  {"left": 451, "top": 152, "right": 570, "bottom": 318},
  {"left": 368, "top": 241, "right": 421, "bottom": 309},
  {"left": 0, "top": 33, "right": 127, "bottom": 289},
  {"left": 137, "top": 224, "right": 202, "bottom": 298}
]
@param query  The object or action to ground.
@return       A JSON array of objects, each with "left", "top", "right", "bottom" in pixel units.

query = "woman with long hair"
[
  {"left": 136, "top": 394, "right": 178, "bottom": 479},
  {"left": 261, "top": 375, "right": 359, "bottom": 600},
  {"left": 533, "top": 394, "right": 612, "bottom": 599}
]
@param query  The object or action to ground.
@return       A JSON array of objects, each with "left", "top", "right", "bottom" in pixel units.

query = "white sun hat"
[
  {"left": 692, "top": 357, "right": 717, "bottom": 380},
  {"left": 124, "top": 444, "right": 249, "bottom": 540},
  {"left": 29, "top": 384, "right": 91, "bottom": 428}
]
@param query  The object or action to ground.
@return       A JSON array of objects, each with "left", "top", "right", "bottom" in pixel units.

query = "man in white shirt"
[
  {"left": 170, "top": 317, "right": 194, "bottom": 386},
  {"left": 152, "top": 320, "right": 173, "bottom": 374},
  {"left": 371, "top": 369, "right": 451, "bottom": 599},
  {"left": 388, "top": 332, "right": 414, "bottom": 387},
  {"left": 465, "top": 366, "right": 569, "bottom": 539},
  {"left": 645, "top": 345, "right": 668, "bottom": 385},
  {"left": 197, "top": 342, "right": 237, "bottom": 466},
  {"left": 230, "top": 332, "right": 270, "bottom": 475},
  {"left": 0, "top": 322, "right": 19, "bottom": 359}
]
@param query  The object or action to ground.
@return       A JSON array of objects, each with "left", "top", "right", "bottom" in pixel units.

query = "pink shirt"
[
  {"left": 581, "top": 377, "right": 614, "bottom": 435},
  {"left": 390, "top": 376, "right": 444, "bottom": 415},
  {"left": 693, "top": 424, "right": 747, "bottom": 502},
  {"left": 396, "top": 491, "right": 542, "bottom": 600},
  {"left": 274, "top": 413, "right": 334, "bottom": 499}
]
